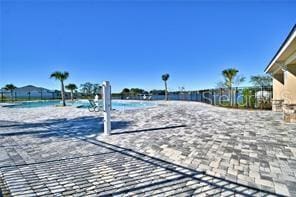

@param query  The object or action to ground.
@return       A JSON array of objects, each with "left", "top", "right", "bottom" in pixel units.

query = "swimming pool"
[{"left": 4, "top": 100, "right": 156, "bottom": 110}]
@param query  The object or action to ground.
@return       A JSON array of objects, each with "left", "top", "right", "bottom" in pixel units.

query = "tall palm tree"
[
  {"left": 222, "top": 69, "right": 240, "bottom": 87},
  {"left": 3, "top": 84, "right": 17, "bottom": 102},
  {"left": 222, "top": 68, "right": 239, "bottom": 106},
  {"left": 50, "top": 71, "right": 69, "bottom": 106},
  {"left": 65, "top": 83, "right": 78, "bottom": 101},
  {"left": 162, "top": 73, "right": 170, "bottom": 101}
]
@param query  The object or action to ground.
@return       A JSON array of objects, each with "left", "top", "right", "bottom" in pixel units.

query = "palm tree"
[
  {"left": 222, "top": 68, "right": 239, "bottom": 88},
  {"left": 50, "top": 71, "right": 69, "bottom": 106},
  {"left": 250, "top": 75, "right": 272, "bottom": 87},
  {"left": 65, "top": 83, "right": 78, "bottom": 101},
  {"left": 222, "top": 68, "right": 240, "bottom": 106},
  {"left": 3, "top": 84, "right": 17, "bottom": 102},
  {"left": 162, "top": 73, "right": 170, "bottom": 101}
]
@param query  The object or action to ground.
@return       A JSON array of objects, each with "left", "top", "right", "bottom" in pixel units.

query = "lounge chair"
[{"left": 88, "top": 99, "right": 102, "bottom": 112}]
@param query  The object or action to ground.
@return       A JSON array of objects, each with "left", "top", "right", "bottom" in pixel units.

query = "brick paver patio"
[{"left": 0, "top": 101, "right": 296, "bottom": 196}]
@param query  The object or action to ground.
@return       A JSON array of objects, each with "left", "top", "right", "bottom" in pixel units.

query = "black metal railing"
[
  {"left": 0, "top": 90, "right": 63, "bottom": 102},
  {"left": 115, "top": 86, "right": 273, "bottom": 110},
  {"left": 1, "top": 86, "right": 273, "bottom": 110}
]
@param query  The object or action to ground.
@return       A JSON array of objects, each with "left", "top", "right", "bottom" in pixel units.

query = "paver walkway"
[
  {"left": 0, "top": 135, "right": 281, "bottom": 196},
  {"left": 0, "top": 101, "right": 296, "bottom": 196},
  {"left": 99, "top": 102, "right": 296, "bottom": 196}
]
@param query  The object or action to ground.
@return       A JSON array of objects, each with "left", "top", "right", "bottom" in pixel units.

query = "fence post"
[
  {"left": 195, "top": 91, "right": 197, "bottom": 102},
  {"left": 212, "top": 89, "right": 214, "bottom": 105},
  {"left": 229, "top": 88, "right": 232, "bottom": 107},
  {"left": 246, "top": 89, "right": 249, "bottom": 109},
  {"left": 220, "top": 88, "right": 222, "bottom": 106},
  {"left": 201, "top": 91, "right": 203, "bottom": 102},
  {"left": 261, "top": 86, "right": 263, "bottom": 110},
  {"left": 235, "top": 87, "right": 238, "bottom": 108}
]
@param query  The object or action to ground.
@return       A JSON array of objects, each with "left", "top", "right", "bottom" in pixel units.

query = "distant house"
[
  {"left": 0, "top": 85, "right": 62, "bottom": 100},
  {"left": 265, "top": 24, "right": 296, "bottom": 122}
]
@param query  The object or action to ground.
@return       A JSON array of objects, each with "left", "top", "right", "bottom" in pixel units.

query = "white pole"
[{"left": 102, "top": 81, "right": 111, "bottom": 135}]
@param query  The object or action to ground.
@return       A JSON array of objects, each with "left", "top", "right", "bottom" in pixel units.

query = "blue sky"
[{"left": 0, "top": 1, "right": 295, "bottom": 92}]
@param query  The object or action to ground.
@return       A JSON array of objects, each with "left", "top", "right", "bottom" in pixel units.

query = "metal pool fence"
[
  {"left": 115, "top": 86, "right": 273, "bottom": 110},
  {"left": 0, "top": 90, "right": 62, "bottom": 102},
  {"left": 1, "top": 86, "right": 273, "bottom": 110}
]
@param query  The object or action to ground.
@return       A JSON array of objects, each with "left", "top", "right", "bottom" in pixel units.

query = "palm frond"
[
  {"left": 50, "top": 71, "right": 69, "bottom": 81},
  {"left": 162, "top": 73, "right": 170, "bottom": 81},
  {"left": 66, "top": 83, "right": 78, "bottom": 90}
]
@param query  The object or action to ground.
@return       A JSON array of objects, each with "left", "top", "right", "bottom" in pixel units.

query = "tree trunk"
[
  {"left": 165, "top": 81, "right": 168, "bottom": 101},
  {"left": 61, "top": 80, "right": 66, "bottom": 106},
  {"left": 71, "top": 90, "right": 73, "bottom": 101}
]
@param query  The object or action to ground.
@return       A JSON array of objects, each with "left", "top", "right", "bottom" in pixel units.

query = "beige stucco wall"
[
  {"left": 283, "top": 70, "right": 296, "bottom": 104},
  {"left": 273, "top": 78, "right": 285, "bottom": 100},
  {"left": 273, "top": 64, "right": 296, "bottom": 104}
]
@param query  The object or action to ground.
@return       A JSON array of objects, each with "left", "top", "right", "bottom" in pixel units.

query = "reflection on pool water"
[{"left": 4, "top": 100, "right": 156, "bottom": 110}]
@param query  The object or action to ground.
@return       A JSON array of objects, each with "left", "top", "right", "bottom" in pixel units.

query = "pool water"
[{"left": 5, "top": 100, "right": 156, "bottom": 110}]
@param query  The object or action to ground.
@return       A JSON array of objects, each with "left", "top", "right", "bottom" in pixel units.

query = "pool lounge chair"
[{"left": 88, "top": 99, "right": 102, "bottom": 112}]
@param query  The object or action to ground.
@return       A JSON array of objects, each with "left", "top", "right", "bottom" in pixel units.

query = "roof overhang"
[{"left": 265, "top": 25, "right": 296, "bottom": 74}]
